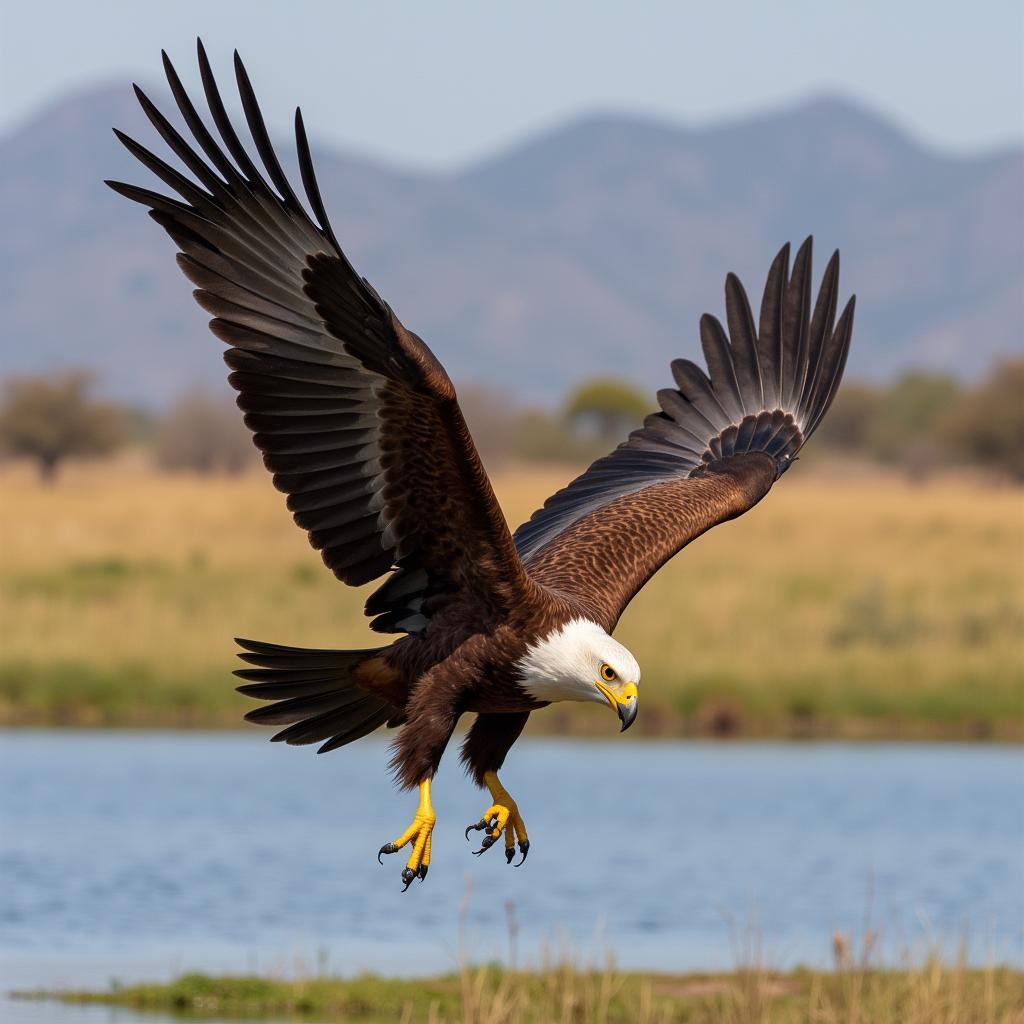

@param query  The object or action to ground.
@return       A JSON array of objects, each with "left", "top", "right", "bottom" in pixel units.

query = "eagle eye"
[{"left": 600, "top": 663, "right": 617, "bottom": 683}]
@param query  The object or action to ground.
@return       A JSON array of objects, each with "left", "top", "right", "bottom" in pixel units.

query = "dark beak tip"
[{"left": 617, "top": 702, "right": 638, "bottom": 732}]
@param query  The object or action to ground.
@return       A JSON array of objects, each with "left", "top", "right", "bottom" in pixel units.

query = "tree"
[
  {"left": 564, "top": 378, "right": 651, "bottom": 442},
  {"left": 0, "top": 371, "right": 125, "bottom": 481},
  {"left": 155, "top": 392, "right": 256, "bottom": 474},
  {"left": 941, "top": 357, "right": 1024, "bottom": 481}
]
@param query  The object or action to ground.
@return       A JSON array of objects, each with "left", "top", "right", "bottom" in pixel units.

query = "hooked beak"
[{"left": 595, "top": 680, "right": 639, "bottom": 732}]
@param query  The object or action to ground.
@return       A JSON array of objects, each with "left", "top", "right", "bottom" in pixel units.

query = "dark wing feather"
[
  {"left": 516, "top": 239, "right": 855, "bottom": 629},
  {"left": 109, "top": 43, "right": 531, "bottom": 629}
]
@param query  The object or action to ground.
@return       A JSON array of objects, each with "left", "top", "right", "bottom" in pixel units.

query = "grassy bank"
[
  {"left": 1, "top": 461, "right": 1021, "bottom": 738},
  {"left": 22, "top": 959, "right": 1024, "bottom": 1023}
]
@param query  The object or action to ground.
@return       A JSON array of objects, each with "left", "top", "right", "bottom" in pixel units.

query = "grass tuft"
[{"left": 19, "top": 954, "right": 1024, "bottom": 1023}]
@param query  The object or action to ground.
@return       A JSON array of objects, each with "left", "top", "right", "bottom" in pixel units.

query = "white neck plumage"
[{"left": 514, "top": 618, "right": 641, "bottom": 705}]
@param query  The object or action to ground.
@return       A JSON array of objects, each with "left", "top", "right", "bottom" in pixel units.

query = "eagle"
[{"left": 109, "top": 43, "right": 855, "bottom": 890}]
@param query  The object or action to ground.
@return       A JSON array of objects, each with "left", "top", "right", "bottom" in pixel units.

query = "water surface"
[{"left": 2, "top": 731, "right": 1021, "bottom": 1015}]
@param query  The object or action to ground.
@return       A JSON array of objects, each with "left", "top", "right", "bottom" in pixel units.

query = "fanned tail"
[{"left": 234, "top": 638, "right": 399, "bottom": 754}]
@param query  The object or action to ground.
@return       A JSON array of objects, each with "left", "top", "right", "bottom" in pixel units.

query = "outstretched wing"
[
  {"left": 108, "top": 42, "right": 530, "bottom": 630},
  {"left": 516, "top": 239, "right": 855, "bottom": 631}
]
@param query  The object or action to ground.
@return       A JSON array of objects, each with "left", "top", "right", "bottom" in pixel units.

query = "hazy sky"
[{"left": 2, "top": 1, "right": 1022, "bottom": 168}]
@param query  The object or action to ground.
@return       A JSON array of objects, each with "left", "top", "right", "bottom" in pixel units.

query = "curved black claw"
[
  {"left": 472, "top": 832, "right": 499, "bottom": 856},
  {"left": 465, "top": 818, "right": 488, "bottom": 841},
  {"left": 514, "top": 839, "right": 530, "bottom": 867},
  {"left": 400, "top": 867, "right": 416, "bottom": 892},
  {"left": 418, "top": 864, "right": 428, "bottom": 881},
  {"left": 505, "top": 845, "right": 515, "bottom": 864},
  {"left": 377, "top": 842, "right": 398, "bottom": 865}
]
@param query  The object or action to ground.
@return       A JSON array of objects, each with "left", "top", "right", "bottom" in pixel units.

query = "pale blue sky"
[{"left": 2, "top": 1, "right": 1021, "bottom": 168}]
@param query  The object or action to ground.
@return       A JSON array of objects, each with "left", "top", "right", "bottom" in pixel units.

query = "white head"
[{"left": 515, "top": 618, "right": 640, "bottom": 731}]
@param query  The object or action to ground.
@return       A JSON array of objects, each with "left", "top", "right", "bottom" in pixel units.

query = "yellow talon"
[
  {"left": 378, "top": 778, "right": 436, "bottom": 889},
  {"left": 466, "top": 771, "right": 530, "bottom": 865}
]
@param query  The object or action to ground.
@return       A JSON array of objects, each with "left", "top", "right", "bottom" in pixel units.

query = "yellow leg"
[
  {"left": 465, "top": 770, "right": 530, "bottom": 865},
  {"left": 377, "top": 778, "right": 436, "bottom": 890}
]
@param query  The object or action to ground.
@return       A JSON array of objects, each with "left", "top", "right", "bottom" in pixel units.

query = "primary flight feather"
[{"left": 108, "top": 42, "right": 855, "bottom": 889}]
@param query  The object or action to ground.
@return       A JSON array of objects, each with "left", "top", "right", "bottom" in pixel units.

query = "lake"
[{"left": 1, "top": 731, "right": 1022, "bottom": 1018}]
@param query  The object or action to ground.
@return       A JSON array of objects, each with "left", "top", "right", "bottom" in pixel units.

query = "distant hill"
[{"left": 1, "top": 83, "right": 1020, "bottom": 406}]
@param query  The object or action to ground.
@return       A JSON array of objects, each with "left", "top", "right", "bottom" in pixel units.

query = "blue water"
[{"left": 1, "top": 730, "right": 1022, "bottom": 1019}]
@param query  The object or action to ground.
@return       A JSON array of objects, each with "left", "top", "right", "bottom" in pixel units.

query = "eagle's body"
[{"left": 110, "top": 43, "right": 855, "bottom": 887}]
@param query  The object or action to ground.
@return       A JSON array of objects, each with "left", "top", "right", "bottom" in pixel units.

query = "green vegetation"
[
  {"left": 0, "top": 462, "right": 1021, "bottom": 738},
  {"left": 3, "top": 358, "right": 1022, "bottom": 484},
  {"left": 470, "top": 361, "right": 1024, "bottom": 480},
  {"left": 21, "top": 958, "right": 1024, "bottom": 1024},
  {"left": 483, "top": 362, "right": 1024, "bottom": 479}
]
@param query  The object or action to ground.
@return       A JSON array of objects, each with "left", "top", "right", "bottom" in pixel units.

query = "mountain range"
[{"left": 1, "top": 82, "right": 1021, "bottom": 406}]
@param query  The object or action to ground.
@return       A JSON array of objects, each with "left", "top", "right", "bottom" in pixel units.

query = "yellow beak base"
[{"left": 595, "top": 680, "right": 639, "bottom": 731}]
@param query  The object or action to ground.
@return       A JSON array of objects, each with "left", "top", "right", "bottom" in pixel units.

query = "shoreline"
[
  {"left": 16, "top": 963, "right": 1024, "bottom": 1023},
  {"left": 2, "top": 710, "right": 1020, "bottom": 743}
]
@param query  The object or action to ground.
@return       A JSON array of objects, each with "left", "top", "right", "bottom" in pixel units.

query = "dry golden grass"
[{"left": 1, "top": 457, "right": 1021, "bottom": 735}]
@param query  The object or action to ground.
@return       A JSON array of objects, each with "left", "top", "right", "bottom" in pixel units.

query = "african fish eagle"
[{"left": 108, "top": 42, "right": 855, "bottom": 889}]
